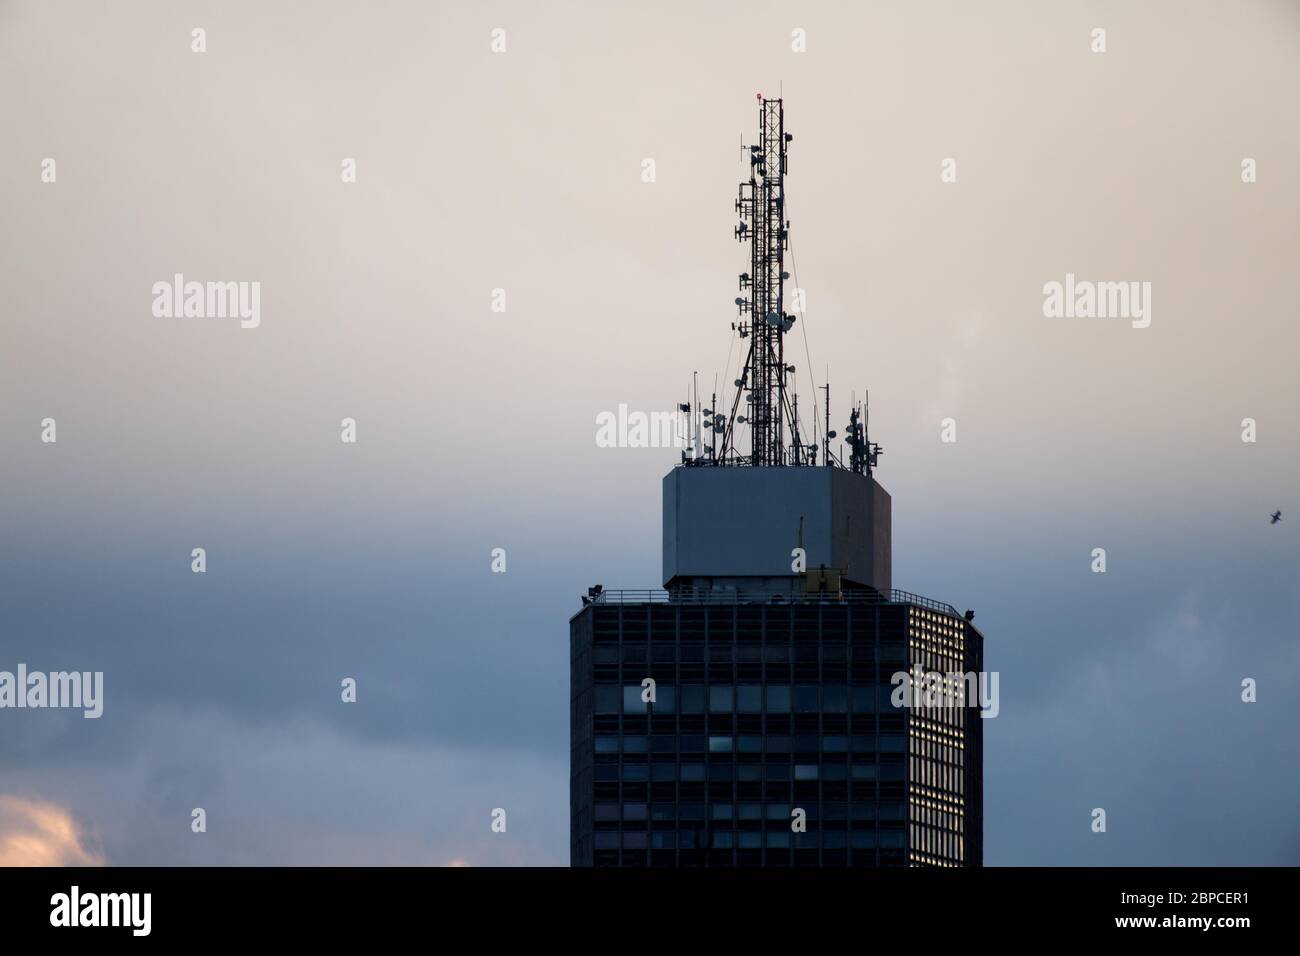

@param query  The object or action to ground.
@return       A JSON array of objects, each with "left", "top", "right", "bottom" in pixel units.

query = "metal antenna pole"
[{"left": 734, "top": 96, "right": 794, "bottom": 467}]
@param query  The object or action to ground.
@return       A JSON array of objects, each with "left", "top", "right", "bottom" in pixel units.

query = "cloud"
[
  {"left": 0, "top": 795, "right": 105, "bottom": 867},
  {"left": 0, "top": 709, "right": 568, "bottom": 866}
]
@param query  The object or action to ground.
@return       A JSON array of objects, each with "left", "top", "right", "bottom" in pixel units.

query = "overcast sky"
[{"left": 1, "top": 0, "right": 1297, "bottom": 865}]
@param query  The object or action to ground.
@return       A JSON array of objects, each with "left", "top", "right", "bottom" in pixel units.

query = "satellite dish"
[
  {"left": 737, "top": 416, "right": 748, "bottom": 424},
  {"left": 827, "top": 430, "right": 837, "bottom": 439},
  {"left": 734, "top": 298, "right": 744, "bottom": 306}
]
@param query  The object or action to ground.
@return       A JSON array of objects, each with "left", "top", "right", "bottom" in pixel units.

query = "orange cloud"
[{"left": 0, "top": 795, "right": 105, "bottom": 867}]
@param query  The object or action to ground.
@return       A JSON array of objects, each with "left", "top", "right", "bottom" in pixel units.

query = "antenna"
[
  {"left": 684, "top": 96, "right": 885, "bottom": 480},
  {"left": 732, "top": 95, "right": 797, "bottom": 466}
]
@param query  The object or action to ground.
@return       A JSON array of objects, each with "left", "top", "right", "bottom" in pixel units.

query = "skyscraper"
[{"left": 570, "top": 98, "right": 984, "bottom": 867}]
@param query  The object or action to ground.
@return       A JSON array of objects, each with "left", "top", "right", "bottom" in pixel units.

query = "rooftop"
[{"left": 577, "top": 586, "right": 963, "bottom": 618}]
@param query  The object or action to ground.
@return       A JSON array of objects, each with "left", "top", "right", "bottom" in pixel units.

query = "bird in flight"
[{"left": 1270, "top": 510, "right": 1282, "bottom": 524}]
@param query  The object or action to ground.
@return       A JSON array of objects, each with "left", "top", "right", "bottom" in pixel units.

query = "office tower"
[{"left": 570, "top": 98, "right": 984, "bottom": 867}]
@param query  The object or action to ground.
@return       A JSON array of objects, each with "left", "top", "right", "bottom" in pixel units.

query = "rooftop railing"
[{"left": 583, "top": 587, "right": 962, "bottom": 618}]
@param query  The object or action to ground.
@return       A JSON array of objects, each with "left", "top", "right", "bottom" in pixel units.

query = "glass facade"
[{"left": 570, "top": 598, "right": 983, "bottom": 867}]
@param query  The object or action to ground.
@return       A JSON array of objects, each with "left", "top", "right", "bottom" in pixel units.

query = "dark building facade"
[{"left": 570, "top": 589, "right": 984, "bottom": 867}]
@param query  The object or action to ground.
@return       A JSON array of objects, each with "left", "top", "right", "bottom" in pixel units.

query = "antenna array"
[{"left": 691, "top": 96, "right": 883, "bottom": 478}]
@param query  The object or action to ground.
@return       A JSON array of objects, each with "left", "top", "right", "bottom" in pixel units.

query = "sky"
[{"left": 1, "top": 0, "right": 1298, "bottom": 865}]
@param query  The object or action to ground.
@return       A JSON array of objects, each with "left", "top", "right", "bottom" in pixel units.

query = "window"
[
  {"left": 595, "top": 736, "right": 619, "bottom": 754},
  {"left": 679, "top": 803, "right": 705, "bottom": 820},
  {"left": 650, "top": 832, "right": 676, "bottom": 849},
  {"left": 852, "top": 687, "right": 875, "bottom": 714},
  {"left": 622, "top": 765, "right": 648, "bottom": 782},
  {"left": 711, "top": 832, "right": 734, "bottom": 849},
  {"left": 737, "top": 685, "right": 763, "bottom": 713},
  {"left": 680, "top": 763, "right": 705, "bottom": 782},
  {"left": 650, "top": 804, "right": 676, "bottom": 821},
  {"left": 823, "top": 686, "right": 847, "bottom": 713},
  {"left": 623, "top": 832, "right": 647, "bottom": 849},
  {"left": 651, "top": 763, "right": 676, "bottom": 782},
  {"left": 681, "top": 685, "right": 705, "bottom": 714},
  {"left": 767, "top": 804, "right": 790, "bottom": 821},
  {"left": 766, "top": 735, "right": 791, "bottom": 753},
  {"left": 823, "top": 735, "right": 848, "bottom": 753},
  {"left": 709, "top": 736, "right": 733, "bottom": 753},
  {"left": 595, "top": 685, "right": 619, "bottom": 714},
  {"left": 766, "top": 832, "right": 790, "bottom": 849},
  {"left": 710, "top": 685, "right": 734, "bottom": 713},
  {"left": 623, "top": 685, "right": 647, "bottom": 714},
  {"left": 594, "top": 803, "right": 619, "bottom": 822},
  {"left": 623, "top": 736, "right": 647, "bottom": 754},
  {"left": 766, "top": 685, "right": 791, "bottom": 713},
  {"left": 737, "top": 735, "right": 763, "bottom": 754},
  {"left": 795, "top": 685, "right": 819, "bottom": 714},
  {"left": 651, "top": 685, "right": 676, "bottom": 713},
  {"left": 681, "top": 735, "right": 706, "bottom": 753},
  {"left": 594, "top": 832, "right": 619, "bottom": 850},
  {"left": 623, "top": 803, "right": 647, "bottom": 821},
  {"left": 736, "top": 764, "right": 762, "bottom": 782},
  {"left": 738, "top": 832, "right": 762, "bottom": 849},
  {"left": 711, "top": 804, "right": 733, "bottom": 821},
  {"left": 794, "top": 764, "right": 819, "bottom": 781},
  {"left": 850, "top": 802, "right": 876, "bottom": 820},
  {"left": 738, "top": 803, "right": 763, "bottom": 820}
]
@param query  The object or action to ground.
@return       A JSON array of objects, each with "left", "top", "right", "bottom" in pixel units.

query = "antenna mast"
[
  {"left": 699, "top": 96, "right": 883, "bottom": 480},
  {"left": 732, "top": 95, "right": 797, "bottom": 466}
]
